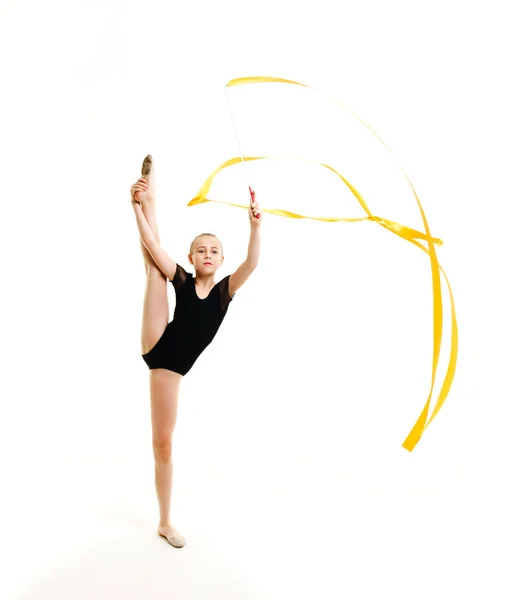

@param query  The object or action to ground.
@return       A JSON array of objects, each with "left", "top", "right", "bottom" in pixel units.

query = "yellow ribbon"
[{"left": 187, "top": 76, "right": 458, "bottom": 452}]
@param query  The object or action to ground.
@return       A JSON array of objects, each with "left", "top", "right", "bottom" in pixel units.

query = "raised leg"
[
  {"left": 131, "top": 179, "right": 169, "bottom": 355},
  {"left": 135, "top": 158, "right": 165, "bottom": 277},
  {"left": 139, "top": 205, "right": 169, "bottom": 353},
  {"left": 139, "top": 201, "right": 165, "bottom": 276}
]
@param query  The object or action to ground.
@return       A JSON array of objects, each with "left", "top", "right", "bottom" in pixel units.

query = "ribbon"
[{"left": 187, "top": 76, "right": 458, "bottom": 452}]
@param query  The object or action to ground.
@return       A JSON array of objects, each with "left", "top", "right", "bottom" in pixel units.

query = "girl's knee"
[{"left": 153, "top": 438, "right": 173, "bottom": 462}]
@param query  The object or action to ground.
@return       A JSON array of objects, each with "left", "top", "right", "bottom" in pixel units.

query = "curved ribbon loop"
[{"left": 187, "top": 77, "right": 458, "bottom": 452}]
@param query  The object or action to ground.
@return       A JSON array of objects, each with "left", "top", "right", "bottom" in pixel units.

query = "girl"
[{"left": 130, "top": 155, "right": 262, "bottom": 548}]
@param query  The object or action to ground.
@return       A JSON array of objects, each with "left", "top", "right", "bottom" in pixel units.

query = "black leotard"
[{"left": 141, "top": 263, "right": 236, "bottom": 375}]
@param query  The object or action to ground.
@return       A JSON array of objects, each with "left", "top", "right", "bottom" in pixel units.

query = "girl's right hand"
[{"left": 131, "top": 177, "right": 148, "bottom": 205}]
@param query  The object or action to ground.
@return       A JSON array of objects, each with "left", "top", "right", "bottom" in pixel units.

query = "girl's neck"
[{"left": 194, "top": 273, "right": 215, "bottom": 288}]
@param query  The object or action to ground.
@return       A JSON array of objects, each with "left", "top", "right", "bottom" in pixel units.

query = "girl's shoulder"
[{"left": 170, "top": 263, "right": 191, "bottom": 292}]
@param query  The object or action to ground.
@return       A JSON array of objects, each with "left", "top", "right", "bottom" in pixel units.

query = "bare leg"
[
  {"left": 132, "top": 159, "right": 165, "bottom": 277},
  {"left": 139, "top": 201, "right": 165, "bottom": 276},
  {"left": 135, "top": 178, "right": 164, "bottom": 278},
  {"left": 132, "top": 174, "right": 169, "bottom": 353},
  {"left": 151, "top": 370, "right": 186, "bottom": 548}
]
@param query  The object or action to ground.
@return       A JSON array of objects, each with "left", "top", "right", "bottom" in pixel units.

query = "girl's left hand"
[{"left": 248, "top": 187, "right": 262, "bottom": 227}]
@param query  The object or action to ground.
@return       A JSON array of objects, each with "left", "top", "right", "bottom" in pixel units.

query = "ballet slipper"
[
  {"left": 140, "top": 154, "right": 156, "bottom": 205},
  {"left": 142, "top": 154, "right": 152, "bottom": 178},
  {"left": 158, "top": 527, "right": 186, "bottom": 548}
]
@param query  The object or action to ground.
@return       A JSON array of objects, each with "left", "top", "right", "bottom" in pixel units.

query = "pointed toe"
[{"left": 142, "top": 154, "right": 153, "bottom": 177}]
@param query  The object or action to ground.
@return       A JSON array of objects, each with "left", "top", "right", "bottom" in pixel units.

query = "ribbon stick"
[
  {"left": 224, "top": 85, "right": 260, "bottom": 215},
  {"left": 224, "top": 86, "right": 252, "bottom": 200},
  {"left": 189, "top": 76, "right": 458, "bottom": 452}
]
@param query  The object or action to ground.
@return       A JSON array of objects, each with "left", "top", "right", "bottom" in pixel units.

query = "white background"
[{"left": 1, "top": 0, "right": 509, "bottom": 598}]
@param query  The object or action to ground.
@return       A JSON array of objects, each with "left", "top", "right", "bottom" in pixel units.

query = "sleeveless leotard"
[{"left": 142, "top": 263, "right": 236, "bottom": 375}]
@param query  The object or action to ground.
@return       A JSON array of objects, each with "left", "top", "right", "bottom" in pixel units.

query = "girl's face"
[{"left": 189, "top": 238, "right": 223, "bottom": 272}]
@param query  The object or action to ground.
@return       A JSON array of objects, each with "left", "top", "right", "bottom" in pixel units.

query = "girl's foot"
[
  {"left": 142, "top": 154, "right": 152, "bottom": 178},
  {"left": 158, "top": 523, "right": 186, "bottom": 548},
  {"left": 136, "top": 154, "right": 156, "bottom": 206}
]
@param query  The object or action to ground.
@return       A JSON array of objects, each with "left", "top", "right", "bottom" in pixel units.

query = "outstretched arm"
[
  {"left": 132, "top": 201, "right": 177, "bottom": 281},
  {"left": 247, "top": 188, "right": 261, "bottom": 267},
  {"left": 133, "top": 200, "right": 158, "bottom": 250},
  {"left": 229, "top": 189, "right": 262, "bottom": 297},
  {"left": 246, "top": 225, "right": 260, "bottom": 268}
]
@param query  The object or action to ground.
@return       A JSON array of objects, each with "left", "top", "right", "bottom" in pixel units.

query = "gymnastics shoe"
[
  {"left": 140, "top": 154, "right": 156, "bottom": 203},
  {"left": 158, "top": 526, "right": 186, "bottom": 548},
  {"left": 141, "top": 154, "right": 152, "bottom": 178}
]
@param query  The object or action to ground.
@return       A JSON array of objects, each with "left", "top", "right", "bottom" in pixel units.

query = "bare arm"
[
  {"left": 132, "top": 202, "right": 177, "bottom": 280},
  {"left": 246, "top": 224, "right": 260, "bottom": 268},
  {"left": 229, "top": 223, "right": 261, "bottom": 297}
]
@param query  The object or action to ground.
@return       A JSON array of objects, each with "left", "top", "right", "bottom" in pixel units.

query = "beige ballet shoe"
[
  {"left": 139, "top": 154, "right": 156, "bottom": 205},
  {"left": 141, "top": 154, "right": 152, "bottom": 178},
  {"left": 158, "top": 527, "right": 186, "bottom": 548}
]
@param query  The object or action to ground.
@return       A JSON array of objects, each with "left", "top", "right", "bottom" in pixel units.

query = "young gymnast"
[{"left": 130, "top": 155, "right": 262, "bottom": 548}]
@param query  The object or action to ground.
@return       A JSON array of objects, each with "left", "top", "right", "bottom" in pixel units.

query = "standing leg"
[{"left": 151, "top": 369, "right": 186, "bottom": 548}]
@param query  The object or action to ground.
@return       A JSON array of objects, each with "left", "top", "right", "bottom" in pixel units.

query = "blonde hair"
[{"left": 189, "top": 233, "right": 223, "bottom": 256}]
